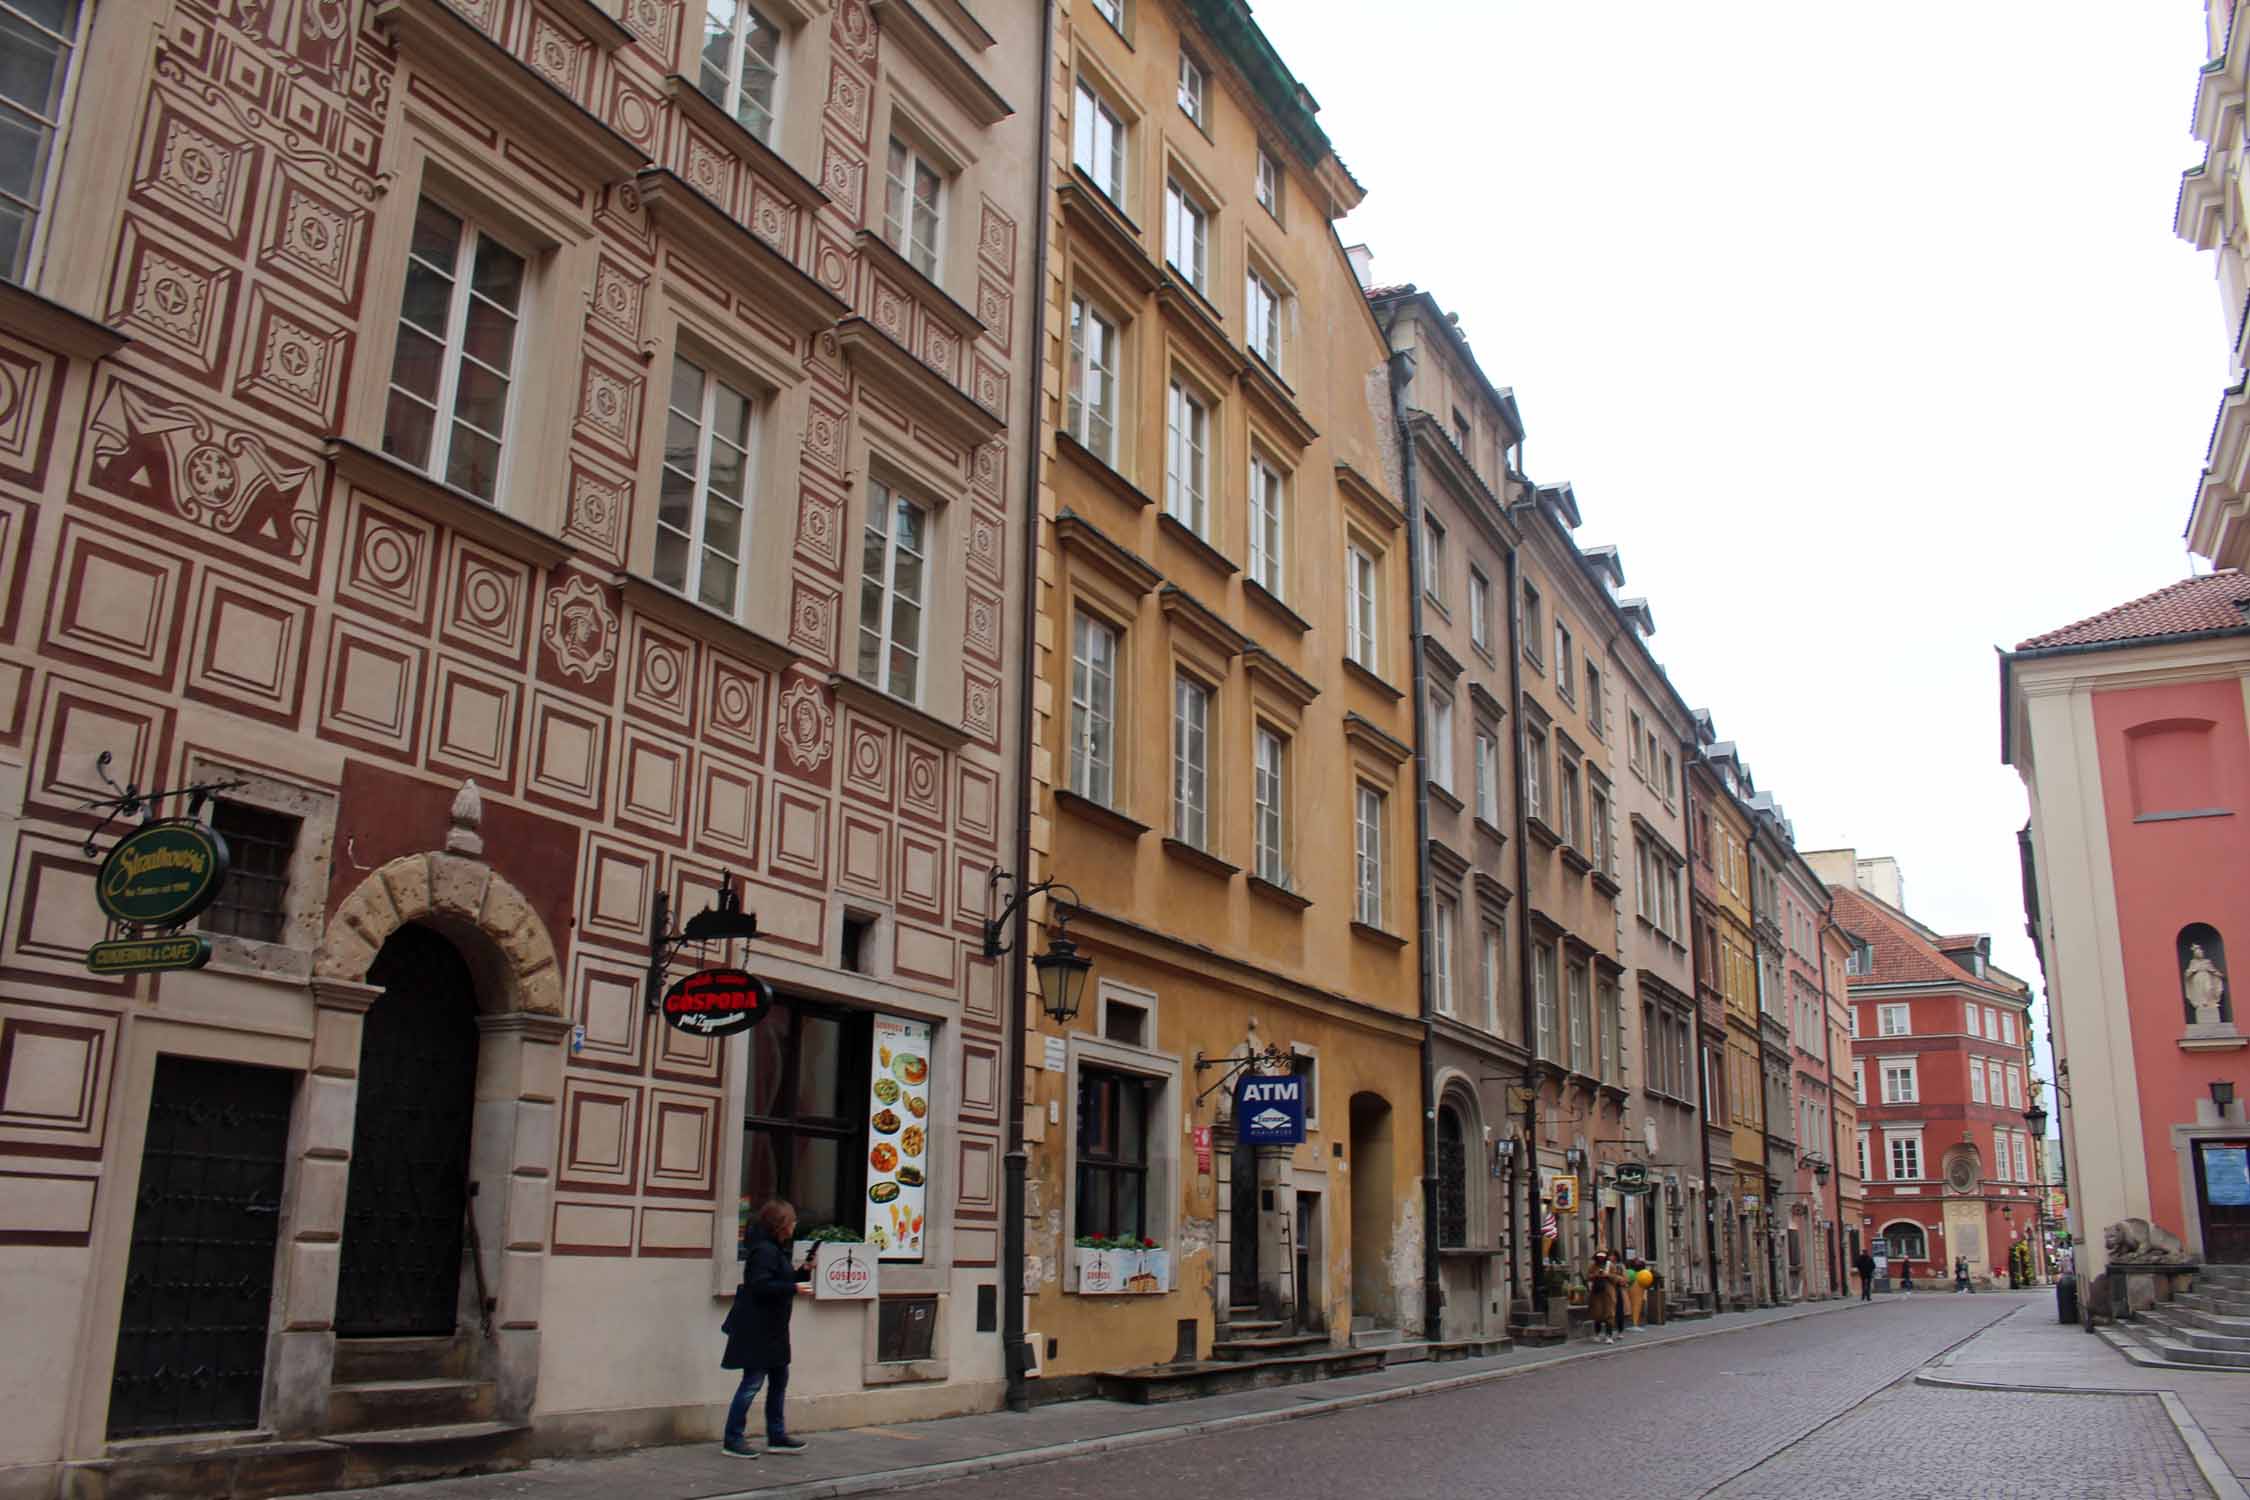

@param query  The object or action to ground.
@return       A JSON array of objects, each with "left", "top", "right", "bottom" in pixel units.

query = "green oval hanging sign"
[{"left": 95, "top": 821, "right": 230, "bottom": 928}]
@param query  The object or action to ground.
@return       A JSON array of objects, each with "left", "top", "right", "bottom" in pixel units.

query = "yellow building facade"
[
  {"left": 1704, "top": 744, "right": 1765, "bottom": 1307},
  {"left": 1015, "top": 0, "right": 1424, "bottom": 1383}
]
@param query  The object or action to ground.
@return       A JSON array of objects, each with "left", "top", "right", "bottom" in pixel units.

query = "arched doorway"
[
  {"left": 1348, "top": 1092, "right": 1395, "bottom": 1323},
  {"left": 336, "top": 925, "right": 481, "bottom": 1335}
]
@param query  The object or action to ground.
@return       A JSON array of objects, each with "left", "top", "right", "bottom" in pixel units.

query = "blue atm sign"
[{"left": 1236, "top": 1073, "right": 1306, "bottom": 1146}]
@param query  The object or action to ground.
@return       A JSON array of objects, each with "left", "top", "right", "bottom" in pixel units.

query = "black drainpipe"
[
  {"left": 1385, "top": 341, "right": 1444, "bottom": 1345},
  {"left": 1000, "top": 0, "right": 1057, "bottom": 1415},
  {"left": 1505, "top": 466, "right": 1538, "bottom": 1319}
]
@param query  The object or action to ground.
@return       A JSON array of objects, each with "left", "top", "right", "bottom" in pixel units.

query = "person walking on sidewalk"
[
  {"left": 1954, "top": 1256, "right": 1971, "bottom": 1293},
  {"left": 1587, "top": 1251, "right": 1624, "bottom": 1344},
  {"left": 1853, "top": 1248, "right": 1876, "bottom": 1302},
  {"left": 1622, "top": 1255, "right": 1649, "bottom": 1333},
  {"left": 720, "top": 1199, "right": 815, "bottom": 1459}
]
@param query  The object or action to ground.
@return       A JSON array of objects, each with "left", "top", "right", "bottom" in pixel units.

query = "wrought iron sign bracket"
[
  {"left": 644, "top": 870, "right": 760, "bottom": 1012},
  {"left": 77, "top": 750, "right": 246, "bottom": 859},
  {"left": 981, "top": 869, "right": 1081, "bottom": 960},
  {"left": 1192, "top": 1043, "right": 1294, "bottom": 1108}
]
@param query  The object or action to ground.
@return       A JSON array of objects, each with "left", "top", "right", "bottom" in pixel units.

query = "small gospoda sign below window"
[
  {"left": 660, "top": 968, "right": 772, "bottom": 1038},
  {"left": 1235, "top": 1071, "right": 1306, "bottom": 1146},
  {"left": 95, "top": 821, "right": 230, "bottom": 928}
]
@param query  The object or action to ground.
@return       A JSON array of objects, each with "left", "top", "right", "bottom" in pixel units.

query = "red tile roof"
[
  {"left": 1831, "top": 887, "right": 2025, "bottom": 1000},
  {"left": 2015, "top": 570, "right": 2250, "bottom": 650}
]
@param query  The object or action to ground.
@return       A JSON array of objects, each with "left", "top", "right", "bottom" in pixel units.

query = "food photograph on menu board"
[{"left": 865, "top": 1015, "right": 930, "bottom": 1260}]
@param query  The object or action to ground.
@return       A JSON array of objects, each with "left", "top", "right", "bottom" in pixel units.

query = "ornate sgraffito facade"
[{"left": 0, "top": 0, "right": 1041, "bottom": 1485}]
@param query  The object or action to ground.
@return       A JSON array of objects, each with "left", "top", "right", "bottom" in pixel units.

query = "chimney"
[{"left": 1346, "top": 243, "right": 1374, "bottom": 289}]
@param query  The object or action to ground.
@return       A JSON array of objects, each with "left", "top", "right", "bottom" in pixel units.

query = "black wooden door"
[
  {"left": 108, "top": 1057, "right": 295, "bottom": 1438},
  {"left": 2196, "top": 1140, "right": 2250, "bottom": 1264},
  {"left": 336, "top": 926, "right": 480, "bottom": 1336},
  {"left": 1230, "top": 1134, "right": 1259, "bottom": 1307}
]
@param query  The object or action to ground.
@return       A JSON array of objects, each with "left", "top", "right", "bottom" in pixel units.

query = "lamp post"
[{"left": 2024, "top": 1099, "right": 2050, "bottom": 1285}]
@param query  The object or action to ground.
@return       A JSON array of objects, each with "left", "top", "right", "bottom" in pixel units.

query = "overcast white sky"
[{"left": 1256, "top": 0, "right": 2227, "bottom": 1090}]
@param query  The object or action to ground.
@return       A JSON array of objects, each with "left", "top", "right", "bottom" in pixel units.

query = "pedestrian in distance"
[
  {"left": 1853, "top": 1248, "right": 1876, "bottom": 1302},
  {"left": 1899, "top": 1261, "right": 1916, "bottom": 1293},
  {"left": 720, "top": 1198, "right": 815, "bottom": 1459},
  {"left": 1622, "top": 1254, "right": 1649, "bottom": 1333},
  {"left": 1954, "top": 1256, "right": 1971, "bottom": 1293},
  {"left": 1587, "top": 1251, "right": 1624, "bottom": 1344}
]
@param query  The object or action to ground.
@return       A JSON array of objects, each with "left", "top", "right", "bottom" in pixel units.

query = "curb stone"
[{"left": 707, "top": 1299, "right": 1880, "bottom": 1500}]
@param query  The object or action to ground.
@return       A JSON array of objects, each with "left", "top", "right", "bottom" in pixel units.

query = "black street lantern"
[
  {"left": 985, "top": 868, "right": 1093, "bottom": 1025},
  {"left": 1031, "top": 921, "right": 1093, "bottom": 1025},
  {"left": 2023, "top": 1100, "right": 2049, "bottom": 1137}
]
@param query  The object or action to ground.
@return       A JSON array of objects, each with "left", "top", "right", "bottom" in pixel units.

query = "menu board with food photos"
[{"left": 864, "top": 1014, "right": 930, "bottom": 1260}]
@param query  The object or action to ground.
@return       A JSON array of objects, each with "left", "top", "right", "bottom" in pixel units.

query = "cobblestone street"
[{"left": 900, "top": 1295, "right": 2216, "bottom": 1500}]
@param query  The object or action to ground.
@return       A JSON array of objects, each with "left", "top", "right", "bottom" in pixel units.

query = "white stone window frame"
[
  {"left": 1170, "top": 665, "right": 1214, "bottom": 851},
  {"left": 1162, "top": 175, "right": 1211, "bottom": 294},
  {"left": 882, "top": 132, "right": 948, "bottom": 281},
  {"left": 1877, "top": 1002, "right": 1910, "bottom": 1037},
  {"left": 855, "top": 478, "right": 932, "bottom": 707},
  {"left": 1884, "top": 1128, "right": 1925, "bottom": 1182},
  {"left": 1345, "top": 534, "right": 1383, "bottom": 675},
  {"left": 1879, "top": 1056, "right": 1919, "bottom": 1106},
  {"left": 1062, "top": 1029, "right": 1182, "bottom": 1284},
  {"left": 1064, "top": 283, "right": 1127, "bottom": 466},
  {"left": 1072, "top": 70, "right": 1132, "bottom": 209},
  {"left": 1, "top": 0, "right": 90, "bottom": 285},
  {"left": 182, "top": 751, "right": 340, "bottom": 982},
  {"left": 1163, "top": 372, "right": 1214, "bottom": 537},
  {"left": 1176, "top": 48, "right": 1207, "bottom": 129},
  {"left": 1353, "top": 780, "right": 1386, "bottom": 928},
  {"left": 695, "top": 0, "right": 789, "bottom": 146},
  {"left": 1246, "top": 445, "right": 1288, "bottom": 600},
  {"left": 1254, "top": 145, "right": 1281, "bottom": 223},
  {"left": 1069, "top": 606, "right": 1125, "bottom": 809},
  {"left": 1252, "top": 718, "right": 1289, "bottom": 888},
  {"left": 1428, "top": 685, "right": 1455, "bottom": 795},
  {"left": 1433, "top": 892, "right": 1459, "bottom": 1017},
  {"left": 656, "top": 349, "right": 761, "bottom": 618}
]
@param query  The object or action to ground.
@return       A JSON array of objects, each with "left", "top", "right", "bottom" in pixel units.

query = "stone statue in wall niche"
[{"left": 2186, "top": 945, "right": 2230, "bottom": 1028}]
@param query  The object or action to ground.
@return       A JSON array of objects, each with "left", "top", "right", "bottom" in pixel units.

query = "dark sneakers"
[
  {"left": 767, "top": 1436, "right": 807, "bottom": 1453},
  {"left": 721, "top": 1442, "right": 759, "bottom": 1459}
]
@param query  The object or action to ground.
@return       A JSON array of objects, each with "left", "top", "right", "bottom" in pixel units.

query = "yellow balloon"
[{"left": 1635, "top": 1268, "right": 1654, "bottom": 1287}]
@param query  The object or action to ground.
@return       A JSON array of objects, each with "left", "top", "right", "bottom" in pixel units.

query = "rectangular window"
[
  {"left": 1857, "top": 1131, "right": 1870, "bottom": 1181},
  {"left": 1176, "top": 50, "right": 1205, "bottom": 126},
  {"left": 1171, "top": 673, "right": 1210, "bottom": 849},
  {"left": 0, "top": 0, "right": 82, "bottom": 280},
  {"left": 2001, "top": 1012, "right": 2015, "bottom": 1045},
  {"left": 657, "top": 355, "right": 753, "bottom": 613},
  {"left": 200, "top": 800, "right": 298, "bottom": 944},
  {"left": 1882, "top": 1062, "right": 1917, "bottom": 1104},
  {"left": 1163, "top": 179, "right": 1208, "bottom": 291},
  {"left": 1346, "top": 543, "right": 1380, "bottom": 671},
  {"left": 696, "top": 0, "right": 783, "bottom": 140},
  {"left": 882, "top": 136, "right": 944, "bottom": 278},
  {"left": 1069, "top": 613, "right": 1119, "bottom": 805},
  {"left": 1535, "top": 943, "right": 1557, "bottom": 1060},
  {"left": 1661, "top": 751, "right": 1677, "bottom": 805},
  {"left": 1254, "top": 726, "right": 1287, "bottom": 885},
  {"left": 1588, "top": 784, "right": 1610, "bottom": 877},
  {"left": 384, "top": 197, "right": 526, "bottom": 504},
  {"left": 1521, "top": 582, "right": 1544, "bottom": 664},
  {"left": 1429, "top": 689, "right": 1455, "bottom": 793},
  {"left": 1888, "top": 1134, "right": 1921, "bottom": 1181},
  {"left": 1248, "top": 455, "right": 1285, "bottom": 596},
  {"left": 1481, "top": 924, "right": 1502, "bottom": 1033},
  {"left": 1073, "top": 79, "right": 1126, "bottom": 201},
  {"left": 1421, "top": 513, "right": 1447, "bottom": 602},
  {"left": 1075, "top": 1066, "right": 1151, "bottom": 1240},
  {"left": 1353, "top": 784, "right": 1384, "bottom": 927},
  {"left": 2005, "top": 1064, "right": 2022, "bottom": 1110},
  {"left": 1557, "top": 756, "right": 1580, "bottom": 848},
  {"left": 1628, "top": 711, "right": 1646, "bottom": 773},
  {"left": 742, "top": 1001, "right": 874, "bottom": 1236},
  {"left": 1966, "top": 1004, "right": 1982, "bottom": 1038},
  {"left": 1163, "top": 380, "right": 1208, "bottom": 534},
  {"left": 1255, "top": 147, "right": 1281, "bottom": 220},
  {"left": 2013, "top": 1132, "right": 2030, "bottom": 1183},
  {"left": 1475, "top": 731, "right": 1497, "bottom": 824},
  {"left": 1853, "top": 1063, "right": 1865, "bottom": 1106},
  {"left": 1555, "top": 624, "right": 1574, "bottom": 699},
  {"left": 1567, "top": 962, "right": 1590, "bottom": 1073},
  {"left": 1970, "top": 1059, "right": 1987, "bottom": 1103},
  {"left": 1434, "top": 899, "right": 1457, "bottom": 1017},
  {"left": 1584, "top": 665, "right": 1603, "bottom": 736},
  {"left": 1468, "top": 568, "right": 1491, "bottom": 653},
  {"left": 1599, "top": 978, "right": 1621, "bottom": 1082},
  {"left": 855, "top": 485, "right": 927, "bottom": 703},
  {"left": 1089, "top": 0, "right": 1123, "bottom": 29},
  {"left": 1245, "top": 266, "right": 1280, "bottom": 367},
  {"left": 1877, "top": 1003, "right": 1910, "bottom": 1037},
  {"left": 1065, "top": 294, "right": 1119, "bottom": 462},
  {"left": 1522, "top": 725, "right": 1547, "bottom": 822}
]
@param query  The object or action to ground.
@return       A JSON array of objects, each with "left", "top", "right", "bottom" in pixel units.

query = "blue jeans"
[{"left": 723, "top": 1363, "right": 789, "bottom": 1447}]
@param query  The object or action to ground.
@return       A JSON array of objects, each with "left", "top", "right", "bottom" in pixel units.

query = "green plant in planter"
[
  {"left": 800, "top": 1224, "right": 865, "bottom": 1244},
  {"left": 1076, "top": 1234, "right": 1163, "bottom": 1250},
  {"left": 1542, "top": 1264, "right": 1570, "bottom": 1294}
]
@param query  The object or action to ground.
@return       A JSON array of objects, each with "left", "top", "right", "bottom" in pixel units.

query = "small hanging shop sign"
[
  {"left": 86, "top": 934, "right": 212, "bottom": 975},
  {"left": 659, "top": 968, "right": 772, "bottom": 1038},
  {"left": 95, "top": 821, "right": 229, "bottom": 929}
]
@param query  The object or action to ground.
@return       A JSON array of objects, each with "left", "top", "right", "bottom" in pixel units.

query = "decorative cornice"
[
  {"left": 613, "top": 571, "right": 796, "bottom": 669},
  {"left": 1239, "top": 350, "right": 1317, "bottom": 449},
  {"left": 1158, "top": 582, "right": 1249, "bottom": 657},
  {"left": 1058, "top": 175, "right": 1162, "bottom": 296},
  {"left": 633, "top": 169, "right": 848, "bottom": 334},
  {"left": 1052, "top": 508, "right": 1162, "bottom": 595},
  {"left": 1054, "top": 428, "right": 1156, "bottom": 509},
  {"left": 325, "top": 438, "right": 570, "bottom": 567},
  {"left": 0, "top": 281, "right": 124, "bottom": 360},
  {"left": 1343, "top": 711, "right": 1412, "bottom": 767},
  {"left": 1242, "top": 644, "right": 1319, "bottom": 708},
  {"left": 1334, "top": 462, "right": 1405, "bottom": 533},
  {"left": 830, "top": 672, "right": 970, "bottom": 749},
  {"left": 855, "top": 229, "right": 985, "bottom": 341},
  {"left": 1154, "top": 276, "right": 1245, "bottom": 380},
  {"left": 867, "top": 0, "right": 1013, "bottom": 125},
  {"left": 832, "top": 316, "right": 1004, "bottom": 448},
  {"left": 664, "top": 75, "right": 830, "bottom": 212}
]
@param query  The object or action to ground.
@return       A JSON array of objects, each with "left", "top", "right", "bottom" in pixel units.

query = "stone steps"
[
  {"left": 56, "top": 1422, "right": 531, "bottom": 1499},
  {"left": 327, "top": 1377, "right": 496, "bottom": 1434},
  {"left": 2172, "top": 1291, "right": 2250, "bottom": 1318},
  {"left": 1095, "top": 1346, "right": 1386, "bottom": 1404},
  {"left": 2143, "top": 1308, "right": 2250, "bottom": 1352},
  {"left": 1209, "top": 1332, "right": 1332, "bottom": 1362},
  {"left": 331, "top": 1335, "right": 474, "bottom": 1385}
]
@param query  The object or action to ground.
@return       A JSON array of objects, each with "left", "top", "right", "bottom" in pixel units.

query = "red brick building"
[{"left": 1835, "top": 883, "right": 2045, "bottom": 1286}]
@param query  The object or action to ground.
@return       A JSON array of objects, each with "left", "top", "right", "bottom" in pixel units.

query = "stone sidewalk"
[
  {"left": 302, "top": 1296, "right": 1884, "bottom": 1500},
  {"left": 1918, "top": 1295, "right": 2250, "bottom": 1498}
]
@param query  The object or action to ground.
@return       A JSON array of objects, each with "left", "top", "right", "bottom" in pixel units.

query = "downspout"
[
  {"left": 1824, "top": 902, "right": 1846, "bottom": 1298},
  {"left": 1687, "top": 755, "right": 1719, "bottom": 1304},
  {"left": 1000, "top": 0, "right": 1057, "bottom": 1415},
  {"left": 1385, "top": 340, "right": 1444, "bottom": 1345},
  {"left": 1506, "top": 472, "right": 1539, "bottom": 1319}
]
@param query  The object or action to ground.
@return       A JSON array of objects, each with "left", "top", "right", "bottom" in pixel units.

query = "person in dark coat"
[
  {"left": 721, "top": 1198, "right": 813, "bottom": 1457},
  {"left": 1853, "top": 1248, "right": 1877, "bottom": 1302}
]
